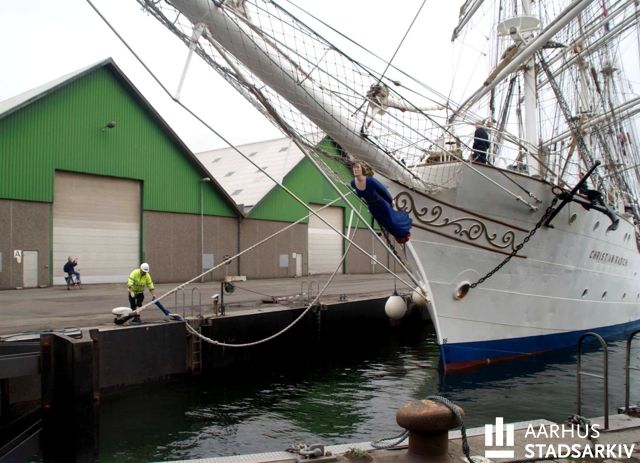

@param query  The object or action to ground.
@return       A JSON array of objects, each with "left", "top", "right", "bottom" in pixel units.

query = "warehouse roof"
[
  {"left": 0, "top": 58, "right": 242, "bottom": 216},
  {"left": 197, "top": 135, "right": 324, "bottom": 213}
]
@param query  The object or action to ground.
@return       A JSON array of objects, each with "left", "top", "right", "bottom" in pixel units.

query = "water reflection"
[{"left": 54, "top": 325, "right": 640, "bottom": 462}]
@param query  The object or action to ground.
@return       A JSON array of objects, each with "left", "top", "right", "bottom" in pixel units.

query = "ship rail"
[
  {"left": 624, "top": 329, "right": 640, "bottom": 414},
  {"left": 577, "top": 332, "right": 609, "bottom": 430}
]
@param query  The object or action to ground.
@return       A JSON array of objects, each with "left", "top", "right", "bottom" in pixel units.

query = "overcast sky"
[{"left": 0, "top": 0, "right": 487, "bottom": 153}]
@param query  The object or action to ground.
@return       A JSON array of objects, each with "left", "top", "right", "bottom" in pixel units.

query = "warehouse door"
[
  {"left": 53, "top": 171, "right": 140, "bottom": 284},
  {"left": 308, "top": 205, "right": 343, "bottom": 275},
  {"left": 22, "top": 251, "right": 38, "bottom": 288}
]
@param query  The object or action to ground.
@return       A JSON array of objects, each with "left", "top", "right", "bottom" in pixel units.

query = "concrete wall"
[
  {"left": 144, "top": 211, "right": 240, "bottom": 283},
  {"left": 239, "top": 220, "right": 307, "bottom": 278},
  {"left": 345, "top": 231, "right": 392, "bottom": 274},
  {"left": 238, "top": 219, "right": 394, "bottom": 279},
  {"left": 0, "top": 199, "right": 50, "bottom": 290},
  {"left": 0, "top": 201, "right": 393, "bottom": 290},
  {"left": 95, "top": 324, "right": 187, "bottom": 390}
]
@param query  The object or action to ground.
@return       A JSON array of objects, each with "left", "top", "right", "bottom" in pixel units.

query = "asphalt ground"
[{"left": 0, "top": 273, "right": 410, "bottom": 338}]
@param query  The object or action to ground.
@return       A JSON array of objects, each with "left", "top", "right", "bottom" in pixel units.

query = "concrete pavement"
[{"left": 0, "top": 273, "right": 410, "bottom": 337}]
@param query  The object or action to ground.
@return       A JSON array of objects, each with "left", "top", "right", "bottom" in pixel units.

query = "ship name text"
[{"left": 589, "top": 250, "right": 628, "bottom": 267}]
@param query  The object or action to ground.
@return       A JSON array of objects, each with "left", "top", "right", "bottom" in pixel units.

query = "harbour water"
[{"left": 95, "top": 325, "right": 639, "bottom": 463}]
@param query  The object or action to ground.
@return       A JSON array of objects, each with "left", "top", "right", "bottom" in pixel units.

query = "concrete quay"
[
  {"left": 2, "top": 274, "right": 639, "bottom": 463},
  {"left": 0, "top": 273, "right": 409, "bottom": 338},
  {"left": 170, "top": 413, "right": 640, "bottom": 463}
]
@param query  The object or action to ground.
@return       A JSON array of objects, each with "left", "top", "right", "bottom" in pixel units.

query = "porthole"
[
  {"left": 581, "top": 289, "right": 589, "bottom": 298},
  {"left": 569, "top": 214, "right": 577, "bottom": 224},
  {"left": 454, "top": 282, "right": 471, "bottom": 300},
  {"left": 593, "top": 221, "right": 600, "bottom": 231},
  {"left": 601, "top": 291, "right": 607, "bottom": 300}
]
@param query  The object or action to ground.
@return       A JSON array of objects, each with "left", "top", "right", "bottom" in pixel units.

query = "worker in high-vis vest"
[{"left": 127, "top": 262, "right": 156, "bottom": 324}]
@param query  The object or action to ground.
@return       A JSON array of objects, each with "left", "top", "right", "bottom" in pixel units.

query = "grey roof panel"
[{"left": 196, "top": 137, "right": 308, "bottom": 211}]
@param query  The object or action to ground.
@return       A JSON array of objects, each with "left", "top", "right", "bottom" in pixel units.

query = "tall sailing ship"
[{"left": 135, "top": 0, "right": 640, "bottom": 370}]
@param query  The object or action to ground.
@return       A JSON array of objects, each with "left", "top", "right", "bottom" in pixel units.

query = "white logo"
[
  {"left": 482, "top": 419, "right": 636, "bottom": 460},
  {"left": 485, "top": 417, "right": 515, "bottom": 458}
]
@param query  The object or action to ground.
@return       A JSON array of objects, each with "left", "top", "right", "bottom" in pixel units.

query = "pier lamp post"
[{"left": 200, "top": 177, "right": 211, "bottom": 282}]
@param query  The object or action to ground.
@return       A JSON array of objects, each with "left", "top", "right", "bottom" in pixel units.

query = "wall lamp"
[{"left": 101, "top": 121, "right": 117, "bottom": 131}]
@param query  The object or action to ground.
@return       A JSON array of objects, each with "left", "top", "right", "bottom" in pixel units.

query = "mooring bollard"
[{"left": 396, "top": 399, "right": 463, "bottom": 460}]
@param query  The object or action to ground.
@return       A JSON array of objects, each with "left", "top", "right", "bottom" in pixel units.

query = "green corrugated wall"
[
  {"left": 0, "top": 66, "right": 236, "bottom": 217},
  {"left": 248, "top": 140, "right": 376, "bottom": 229}
]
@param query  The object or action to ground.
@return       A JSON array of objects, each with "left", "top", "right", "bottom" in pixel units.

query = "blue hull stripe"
[{"left": 441, "top": 319, "right": 640, "bottom": 370}]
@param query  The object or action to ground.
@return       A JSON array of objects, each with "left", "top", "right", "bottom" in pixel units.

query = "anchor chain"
[{"left": 470, "top": 197, "right": 559, "bottom": 289}]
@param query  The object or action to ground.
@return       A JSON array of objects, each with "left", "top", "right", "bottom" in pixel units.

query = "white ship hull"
[{"left": 388, "top": 163, "right": 640, "bottom": 370}]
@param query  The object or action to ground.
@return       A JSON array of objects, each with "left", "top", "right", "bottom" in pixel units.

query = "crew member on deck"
[
  {"left": 471, "top": 121, "right": 491, "bottom": 164},
  {"left": 350, "top": 161, "right": 412, "bottom": 243}
]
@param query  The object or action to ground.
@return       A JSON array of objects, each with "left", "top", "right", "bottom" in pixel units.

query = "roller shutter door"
[
  {"left": 308, "top": 204, "right": 343, "bottom": 275},
  {"left": 53, "top": 171, "right": 140, "bottom": 284}
]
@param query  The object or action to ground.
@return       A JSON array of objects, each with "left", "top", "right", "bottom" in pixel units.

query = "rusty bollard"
[{"left": 396, "top": 399, "right": 463, "bottom": 460}]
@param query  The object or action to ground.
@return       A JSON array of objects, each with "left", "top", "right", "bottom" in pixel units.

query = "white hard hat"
[{"left": 140, "top": 263, "right": 150, "bottom": 273}]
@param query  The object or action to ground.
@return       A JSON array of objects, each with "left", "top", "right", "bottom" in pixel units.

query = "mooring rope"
[
  {"left": 87, "top": 0, "right": 418, "bottom": 294},
  {"left": 370, "top": 394, "right": 473, "bottom": 463},
  {"left": 88, "top": 0, "right": 425, "bottom": 322},
  {"left": 136, "top": 198, "right": 336, "bottom": 314},
  {"left": 184, "top": 211, "right": 361, "bottom": 348}
]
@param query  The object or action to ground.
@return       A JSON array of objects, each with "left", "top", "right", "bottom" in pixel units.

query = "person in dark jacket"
[
  {"left": 472, "top": 122, "right": 491, "bottom": 163},
  {"left": 63, "top": 256, "right": 81, "bottom": 287}
]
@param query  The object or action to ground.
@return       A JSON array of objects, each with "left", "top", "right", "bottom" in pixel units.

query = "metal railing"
[
  {"left": 174, "top": 287, "right": 185, "bottom": 314},
  {"left": 624, "top": 329, "right": 640, "bottom": 413},
  {"left": 190, "top": 287, "right": 202, "bottom": 318},
  {"left": 577, "top": 332, "right": 609, "bottom": 430},
  {"left": 300, "top": 279, "right": 319, "bottom": 302},
  {"left": 174, "top": 286, "right": 204, "bottom": 318}
]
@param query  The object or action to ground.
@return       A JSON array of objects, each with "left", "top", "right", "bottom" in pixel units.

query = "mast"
[
  {"left": 521, "top": 0, "right": 541, "bottom": 177},
  {"left": 449, "top": 0, "right": 593, "bottom": 123}
]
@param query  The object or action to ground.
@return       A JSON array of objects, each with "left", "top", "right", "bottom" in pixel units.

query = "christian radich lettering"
[
  {"left": 589, "top": 250, "right": 629, "bottom": 267},
  {"left": 524, "top": 423, "right": 636, "bottom": 459}
]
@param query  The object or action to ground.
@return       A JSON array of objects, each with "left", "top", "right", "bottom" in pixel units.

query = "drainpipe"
[
  {"left": 200, "top": 177, "right": 210, "bottom": 283},
  {"left": 236, "top": 214, "right": 242, "bottom": 276}
]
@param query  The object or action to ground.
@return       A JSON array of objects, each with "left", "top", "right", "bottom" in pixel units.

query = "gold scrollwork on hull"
[{"left": 395, "top": 191, "right": 519, "bottom": 252}]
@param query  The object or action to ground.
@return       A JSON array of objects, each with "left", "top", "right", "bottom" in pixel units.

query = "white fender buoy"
[
  {"left": 411, "top": 288, "right": 427, "bottom": 308},
  {"left": 385, "top": 294, "right": 407, "bottom": 320},
  {"left": 112, "top": 307, "right": 133, "bottom": 316}
]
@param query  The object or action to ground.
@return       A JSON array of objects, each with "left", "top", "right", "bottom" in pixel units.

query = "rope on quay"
[
  {"left": 427, "top": 395, "right": 474, "bottom": 463},
  {"left": 370, "top": 395, "right": 474, "bottom": 463},
  {"left": 370, "top": 430, "right": 408, "bottom": 450},
  {"left": 184, "top": 211, "right": 362, "bottom": 348}
]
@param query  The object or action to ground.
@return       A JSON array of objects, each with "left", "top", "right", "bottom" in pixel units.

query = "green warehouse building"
[{"left": 0, "top": 59, "right": 241, "bottom": 290}]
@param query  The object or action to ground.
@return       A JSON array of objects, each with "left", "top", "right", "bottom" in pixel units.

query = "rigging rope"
[
  {"left": 86, "top": 0, "right": 422, "bottom": 308},
  {"left": 184, "top": 209, "right": 362, "bottom": 348},
  {"left": 277, "top": 0, "right": 451, "bottom": 106},
  {"left": 377, "top": 0, "right": 427, "bottom": 84},
  {"left": 90, "top": 8, "right": 426, "bottom": 350},
  {"left": 233, "top": 0, "right": 543, "bottom": 208}
]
